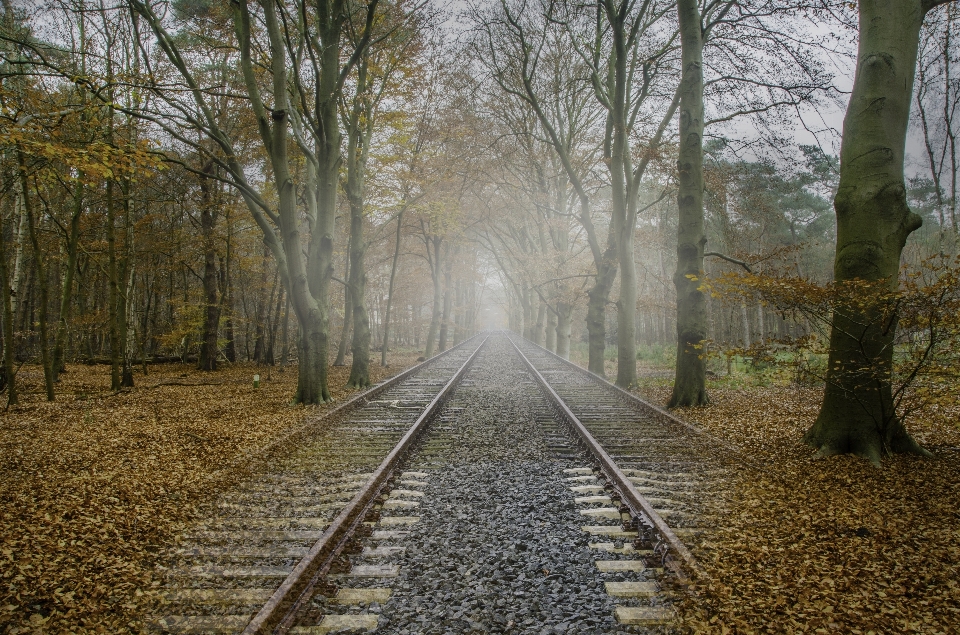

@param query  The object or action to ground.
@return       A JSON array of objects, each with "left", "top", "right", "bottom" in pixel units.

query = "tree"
[
  {"left": 341, "top": 1, "right": 425, "bottom": 387},
  {"left": 804, "top": 0, "right": 955, "bottom": 463},
  {"left": 669, "top": 0, "right": 708, "bottom": 406},
  {"left": 915, "top": 3, "right": 959, "bottom": 239},
  {"left": 196, "top": 159, "right": 220, "bottom": 371},
  {"left": 667, "top": 0, "right": 833, "bottom": 405},
  {"left": 473, "top": 0, "right": 677, "bottom": 381},
  {"left": 129, "top": 0, "right": 381, "bottom": 403}
]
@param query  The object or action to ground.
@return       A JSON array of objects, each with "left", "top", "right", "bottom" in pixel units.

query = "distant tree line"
[{"left": 2, "top": 0, "right": 958, "bottom": 462}]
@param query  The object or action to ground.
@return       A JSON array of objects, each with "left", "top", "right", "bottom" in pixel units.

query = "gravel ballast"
[{"left": 310, "top": 337, "right": 670, "bottom": 634}]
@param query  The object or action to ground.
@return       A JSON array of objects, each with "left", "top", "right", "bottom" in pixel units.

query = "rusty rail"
[
  {"left": 508, "top": 337, "right": 704, "bottom": 579},
  {"left": 203, "top": 333, "right": 486, "bottom": 490},
  {"left": 242, "top": 334, "right": 490, "bottom": 634},
  {"left": 511, "top": 334, "right": 752, "bottom": 467}
]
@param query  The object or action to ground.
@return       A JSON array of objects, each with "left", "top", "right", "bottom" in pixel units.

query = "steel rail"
[
  {"left": 208, "top": 333, "right": 485, "bottom": 486},
  {"left": 510, "top": 333, "right": 753, "bottom": 468},
  {"left": 243, "top": 334, "right": 490, "bottom": 634},
  {"left": 508, "top": 337, "right": 705, "bottom": 580}
]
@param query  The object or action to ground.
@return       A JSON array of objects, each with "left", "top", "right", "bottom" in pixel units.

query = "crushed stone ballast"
[{"left": 150, "top": 332, "right": 732, "bottom": 634}]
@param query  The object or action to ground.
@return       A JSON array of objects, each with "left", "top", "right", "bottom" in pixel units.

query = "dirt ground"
[
  {"left": 0, "top": 355, "right": 420, "bottom": 634},
  {"left": 630, "top": 373, "right": 960, "bottom": 634}
]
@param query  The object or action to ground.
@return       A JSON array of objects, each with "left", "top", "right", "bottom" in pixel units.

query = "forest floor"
[
  {"left": 3, "top": 351, "right": 958, "bottom": 634},
  {"left": 0, "top": 354, "right": 420, "bottom": 634},
  {"left": 621, "top": 360, "right": 960, "bottom": 634}
]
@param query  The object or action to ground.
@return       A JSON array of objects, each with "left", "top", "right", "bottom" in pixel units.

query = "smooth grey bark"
[
  {"left": 343, "top": 74, "right": 367, "bottom": 383},
  {"left": 279, "top": 292, "right": 291, "bottom": 368},
  {"left": 222, "top": 210, "right": 236, "bottom": 363},
  {"left": 556, "top": 301, "right": 573, "bottom": 359},
  {"left": 804, "top": 0, "right": 950, "bottom": 463},
  {"left": 345, "top": 168, "right": 371, "bottom": 387},
  {"left": 668, "top": 0, "right": 709, "bottom": 407},
  {"left": 381, "top": 210, "right": 403, "bottom": 366},
  {"left": 335, "top": 234, "right": 352, "bottom": 367},
  {"left": 533, "top": 299, "right": 546, "bottom": 346},
  {"left": 603, "top": 0, "right": 638, "bottom": 388},
  {"left": 545, "top": 307, "right": 557, "bottom": 352},
  {"left": 197, "top": 161, "right": 220, "bottom": 371}
]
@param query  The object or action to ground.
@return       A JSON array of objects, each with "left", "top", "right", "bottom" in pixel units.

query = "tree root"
[{"left": 667, "top": 389, "right": 710, "bottom": 409}]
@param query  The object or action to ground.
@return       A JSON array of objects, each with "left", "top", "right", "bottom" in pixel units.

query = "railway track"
[
  {"left": 151, "top": 336, "right": 488, "bottom": 633},
  {"left": 150, "top": 333, "right": 735, "bottom": 634},
  {"left": 508, "top": 336, "right": 736, "bottom": 576}
]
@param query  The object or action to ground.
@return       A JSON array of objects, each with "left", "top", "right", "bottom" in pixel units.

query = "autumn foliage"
[{"left": 704, "top": 254, "right": 960, "bottom": 443}]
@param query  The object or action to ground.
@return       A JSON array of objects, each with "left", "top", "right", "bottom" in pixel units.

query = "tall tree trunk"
[
  {"left": 20, "top": 154, "right": 54, "bottom": 400},
  {"left": 140, "top": 273, "right": 152, "bottom": 374},
  {"left": 556, "top": 301, "right": 573, "bottom": 360},
  {"left": 346, "top": 203, "right": 371, "bottom": 387},
  {"left": 610, "top": 91, "right": 637, "bottom": 386},
  {"left": 424, "top": 238, "right": 442, "bottom": 357},
  {"left": 741, "top": 300, "right": 751, "bottom": 347},
  {"left": 756, "top": 303, "right": 765, "bottom": 345},
  {"left": 122, "top": 264, "right": 136, "bottom": 386},
  {"left": 616, "top": 222, "right": 638, "bottom": 386},
  {"left": 520, "top": 282, "right": 533, "bottom": 341},
  {"left": 235, "top": 0, "right": 335, "bottom": 403},
  {"left": 266, "top": 285, "right": 283, "bottom": 365},
  {"left": 669, "top": 0, "right": 709, "bottom": 407},
  {"left": 381, "top": 210, "right": 403, "bottom": 367},
  {"left": 545, "top": 306, "right": 557, "bottom": 353},
  {"left": 198, "top": 163, "right": 220, "bottom": 371},
  {"left": 10, "top": 176, "right": 28, "bottom": 324},
  {"left": 279, "top": 292, "right": 290, "bottom": 368},
  {"left": 533, "top": 299, "right": 546, "bottom": 347},
  {"left": 119, "top": 179, "right": 135, "bottom": 388},
  {"left": 0, "top": 176, "right": 16, "bottom": 406},
  {"left": 222, "top": 209, "right": 236, "bottom": 362},
  {"left": 586, "top": 252, "right": 617, "bottom": 376},
  {"left": 345, "top": 79, "right": 371, "bottom": 388},
  {"left": 438, "top": 256, "right": 453, "bottom": 352},
  {"left": 296, "top": 4, "right": 346, "bottom": 405},
  {"left": 253, "top": 249, "right": 269, "bottom": 363},
  {"left": 804, "top": 0, "right": 942, "bottom": 463},
  {"left": 53, "top": 178, "right": 83, "bottom": 381},
  {"left": 335, "top": 242, "right": 352, "bottom": 366},
  {"left": 106, "top": 179, "right": 121, "bottom": 390}
]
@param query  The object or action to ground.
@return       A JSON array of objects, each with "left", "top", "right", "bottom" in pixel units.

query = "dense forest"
[{"left": 1, "top": 0, "right": 958, "bottom": 462}]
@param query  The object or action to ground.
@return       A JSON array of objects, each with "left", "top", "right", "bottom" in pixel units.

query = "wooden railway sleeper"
[
  {"left": 508, "top": 334, "right": 706, "bottom": 584},
  {"left": 241, "top": 335, "right": 491, "bottom": 635}
]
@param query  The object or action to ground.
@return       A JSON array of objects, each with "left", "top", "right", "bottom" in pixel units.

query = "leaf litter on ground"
[
  {"left": 4, "top": 354, "right": 959, "bottom": 633},
  {"left": 0, "top": 357, "right": 419, "bottom": 633},
  {"left": 630, "top": 370, "right": 960, "bottom": 634}
]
